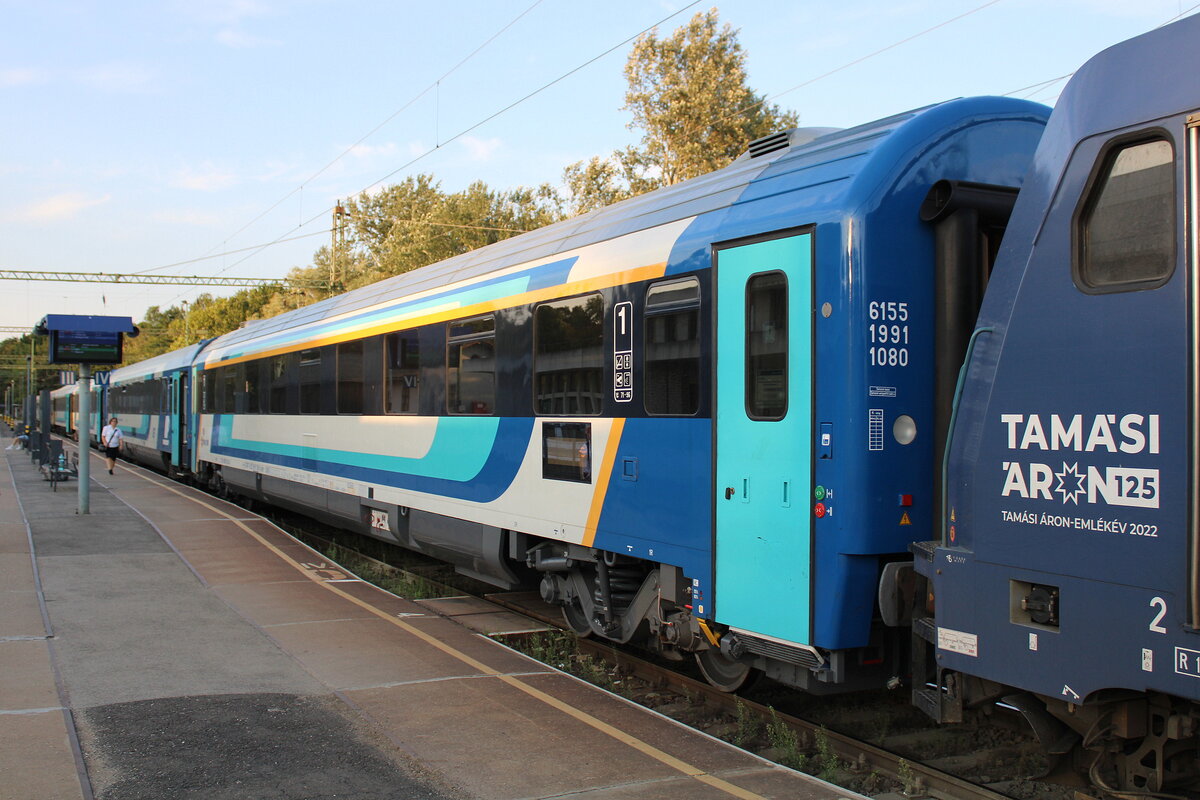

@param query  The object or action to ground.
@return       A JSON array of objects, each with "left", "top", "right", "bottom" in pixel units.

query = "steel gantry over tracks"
[{"left": 0, "top": 270, "right": 330, "bottom": 290}]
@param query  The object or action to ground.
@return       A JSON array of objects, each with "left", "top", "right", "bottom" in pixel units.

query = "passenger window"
[
  {"left": 645, "top": 277, "right": 701, "bottom": 416},
  {"left": 386, "top": 330, "right": 421, "bottom": 414},
  {"left": 298, "top": 349, "right": 321, "bottom": 414},
  {"left": 245, "top": 361, "right": 261, "bottom": 414},
  {"left": 269, "top": 355, "right": 289, "bottom": 414},
  {"left": 336, "top": 340, "right": 364, "bottom": 415},
  {"left": 221, "top": 367, "right": 236, "bottom": 414},
  {"left": 534, "top": 294, "right": 604, "bottom": 415},
  {"left": 448, "top": 316, "right": 495, "bottom": 415},
  {"left": 1078, "top": 137, "right": 1175, "bottom": 290},
  {"left": 746, "top": 272, "right": 788, "bottom": 420}
]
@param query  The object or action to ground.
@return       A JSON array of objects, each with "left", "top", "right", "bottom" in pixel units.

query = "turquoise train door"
[
  {"left": 172, "top": 372, "right": 190, "bottom": 471},
  {"left": 714, "top": 232, "right": 813, "bottom": 645}
]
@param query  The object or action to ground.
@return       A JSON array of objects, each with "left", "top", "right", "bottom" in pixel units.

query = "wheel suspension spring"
[{"left": 594, "top": 563, "right": 642, "bottom": 615}]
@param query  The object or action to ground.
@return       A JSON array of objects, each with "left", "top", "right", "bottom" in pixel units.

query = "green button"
[{"left": 814, "top": 485, "right": 826, "bottom": 501}]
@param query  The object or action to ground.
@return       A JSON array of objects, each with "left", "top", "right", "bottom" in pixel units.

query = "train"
[{"left": 41, "top": 16, "right": 1200, "bottom": 794}]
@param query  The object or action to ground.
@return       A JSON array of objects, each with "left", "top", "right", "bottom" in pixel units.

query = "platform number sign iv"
[{"left": 614, "top": 301, "right": 633, "bottom": 403}]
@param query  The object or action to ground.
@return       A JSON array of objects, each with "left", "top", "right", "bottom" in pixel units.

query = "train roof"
[
  {"left": 202, "top": 95, "right": 1048, "bottom": 366},
  {"left": 108, "top": 339, "right": 213, "bottom": 384}
]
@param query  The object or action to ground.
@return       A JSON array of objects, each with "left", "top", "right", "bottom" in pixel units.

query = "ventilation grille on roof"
[{"left": 747, "top": 130, "right": 791, "bottom": 159}]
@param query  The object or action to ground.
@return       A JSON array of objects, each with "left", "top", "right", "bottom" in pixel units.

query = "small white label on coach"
[{"left": 937, "top": 627, "right": 978, "bottom": 657}]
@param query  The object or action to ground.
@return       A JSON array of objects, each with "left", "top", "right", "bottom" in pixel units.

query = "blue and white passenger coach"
[
  {"left": 191, "top": 96, "right": 1047, "bottom": 692},
  {"left": 105, "top": 342, "right": 208, "bottom": 475},
  {"left": 914, "top": 15, "right": 1200, "bottom": 793}
]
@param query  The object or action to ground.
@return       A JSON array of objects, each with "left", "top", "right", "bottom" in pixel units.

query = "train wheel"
[
  {"left": 696, "top": 649, "right": 758, "bottom": 693},
  {"left": 562, "top": 599, "right": 593, "bottom": 638}
]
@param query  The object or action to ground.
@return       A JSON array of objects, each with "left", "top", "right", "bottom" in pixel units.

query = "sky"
[{"left": 1, "top": 0, "right": 1195, "bottom": 331}]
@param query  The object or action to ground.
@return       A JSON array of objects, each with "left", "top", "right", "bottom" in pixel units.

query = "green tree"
[
  {"left": 341, "top": 176, "right": 561, "bottom": 290},
  {"left": 564, "top": 9, "right": 798, "bottom": 215},
  {"left": 177, "top": 286, "right": 279, "bottom": 346},
  {"left": 123, "top": 304, "right": 185, "bottom": 363},
  {"left": 0, "top": 334, "right": 55, "bottom": 411}
]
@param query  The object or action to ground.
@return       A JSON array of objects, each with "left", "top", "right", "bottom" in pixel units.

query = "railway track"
[{"left": 268, "top": 517, "right": 1057, "bottom": 800}]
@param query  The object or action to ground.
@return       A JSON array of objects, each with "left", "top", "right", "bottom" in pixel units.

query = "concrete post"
[{"left": 77, "top": 364, "right": 90, "bottom": 515}]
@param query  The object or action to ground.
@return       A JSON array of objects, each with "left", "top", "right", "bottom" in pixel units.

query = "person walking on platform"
[{"left": 101, "top": 417, "right": 123, "bottom": 475}]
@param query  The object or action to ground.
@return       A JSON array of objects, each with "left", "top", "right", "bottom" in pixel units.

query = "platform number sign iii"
[{"left": 614, "top": 301, "right": 633, "bottom": 403}]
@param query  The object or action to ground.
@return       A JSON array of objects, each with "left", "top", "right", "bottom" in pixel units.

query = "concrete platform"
[{"left": 0, "top": 438, "right": 864, "bottom": 800}]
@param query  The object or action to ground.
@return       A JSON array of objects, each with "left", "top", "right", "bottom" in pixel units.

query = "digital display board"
[{"left": 49, "top": 329, "right": 123, "bottom": 365}]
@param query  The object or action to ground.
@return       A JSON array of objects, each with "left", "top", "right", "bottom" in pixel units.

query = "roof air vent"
[{"left": 747, "top": 130, "right": 791, "bottom": 159}]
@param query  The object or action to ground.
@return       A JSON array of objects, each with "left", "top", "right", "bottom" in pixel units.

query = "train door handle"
[{"left": 724, "top": 487, "right": 735, "bottom": 500}]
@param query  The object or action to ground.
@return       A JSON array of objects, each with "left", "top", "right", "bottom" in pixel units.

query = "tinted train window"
[
  {"left": 245, "top": 362, "right": 261, "bottom": 413},
  {"left": 299, "top": 349, "right": 321, "bottom": 414},
  {"left": 645, "top": 278, "right": 701, "bottom": 416},
  {"left": 1078, "top": 137, "right": 1175, "bottom": 291},
  {"left": 269, "top": 355, "right": 288, "bottom": 413},
  {"left": 534, "top": 293, "right": 604, "bottom": 415},
  {"left": 448, "top": 316, "right": 495, "bottom": 415},
  {"left": 386, "top": 331, "right": 420, "bottom": 414},
  {"left": 336, "top": 340, "right": 364, "bottom": 415},
  {"left": 746, "top": 272, "right": 788, "bottom": 420}
]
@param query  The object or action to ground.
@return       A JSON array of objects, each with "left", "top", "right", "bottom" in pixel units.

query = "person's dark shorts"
[{"left": 105, "top": 446, "right": 119, "bottom": 459}]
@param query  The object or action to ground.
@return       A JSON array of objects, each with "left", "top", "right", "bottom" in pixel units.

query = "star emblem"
[{"left": 1055, "top": 462, "right": 1086, "bottom": 505}]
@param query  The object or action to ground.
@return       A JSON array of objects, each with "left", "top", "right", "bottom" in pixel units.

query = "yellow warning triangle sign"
[{"left": 900, "top": 512, "right": 912, "bottom": 526}]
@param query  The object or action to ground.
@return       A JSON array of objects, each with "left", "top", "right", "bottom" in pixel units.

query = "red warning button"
[{"left": 814, "top": 503, "right": 827, "bottom": 518}]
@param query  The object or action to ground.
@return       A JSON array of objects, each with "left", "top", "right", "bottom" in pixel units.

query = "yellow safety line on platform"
[{"left": 118, "top": 464, "right": 767, "bottom": 800}]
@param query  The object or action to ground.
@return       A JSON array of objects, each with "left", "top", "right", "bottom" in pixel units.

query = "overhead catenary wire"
[
  {"left": 106, "top": 2, "right": 1200, "bottom": 316},
  {"left": 165, "top": 0, "right": 703, "bottom": 308},
  {"left": 91, "top": 213, "right": 535, "bottom": 282},
  {"left": 156, "top": 2, "right": 700, "bottom": 311},
  {"left": 152, "top": 0, "right": 1016, "bottom": 299},
  {"left": 1003, "top": 4, "right": 1200, "bottom": 104},
  {"left": 692, "top": 0, "right": 1007, "bottom": 139},
  {"left": 140, "top": 0, "right": 549, "bottom": 279}
]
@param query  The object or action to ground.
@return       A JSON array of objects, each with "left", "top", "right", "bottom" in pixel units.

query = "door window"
[{"left": 746, "top": 271, "right": 788, "bottom": 420}]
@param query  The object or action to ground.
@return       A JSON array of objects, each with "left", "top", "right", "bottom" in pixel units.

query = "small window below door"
[
  {"left": 1076, "top": 136, "right": 1175, "bottom": 291},
  {"left": 746, "top": 271, "right": 788, "bottom": 420}
]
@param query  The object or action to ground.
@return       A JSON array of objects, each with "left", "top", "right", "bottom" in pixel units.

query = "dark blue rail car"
[{"left": 915, "top": 14, "right": 1200, "bottom": 793}]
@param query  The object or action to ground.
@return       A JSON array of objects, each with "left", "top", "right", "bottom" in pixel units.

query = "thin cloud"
[
  {"left": 216, "top": 28, "right": 281, "bottom": 48},
  {"left": 198, "top": 0, "right": 272, "bottom": 26},
  {"left": 0, "top": 68, "right": 47, "bottom": 87},
  {"left": 151, "top": 209, "right": 223, "bottom": 226},
  {"left": 348, "top": 142, "right": 399, "bottom": 159},
  {"left": 21, "top": 192, "right": 112, "bottom": 222},
  {"left": 74, "top": 62, "right": 155, "bottom": 93},
  {"left": 172, "top": 164, "right": 239, "bottom": 191},
  {"left": 461, "top": 135, "right": 502, "bottom": 162}
]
